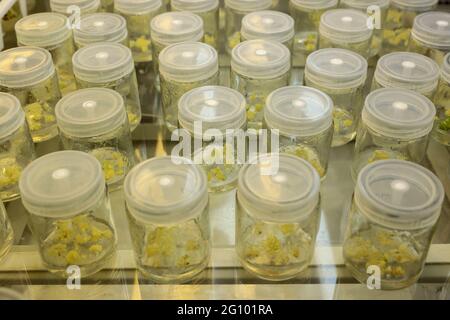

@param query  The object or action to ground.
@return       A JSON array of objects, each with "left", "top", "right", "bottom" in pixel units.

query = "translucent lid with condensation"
[
  {"left": 391, "top": 0, "right": 438, "bottom": 11},
  {"left": 0, "top": 93, "right": 25, "bottom": 139},
  {"left": 50, "top": 0, "right": 101, "bottom": 15},
  {"left": 171, "top": 0, "right": 219, "bottom": 12},
  {"left": 0, "top": 47, "right": 55, "bottom": 88},
  {"left": 225, "top": 0, "right": 272, "bottom": 12},
  {"left": 355, "top": 160, "right": 444, "bottom": 230},
  {"left": 114, "top": 0, "right": 162, "bottom": 14},
  {"left": 411, "top": 12, "right": 450, "bottom": 50},
  {"left": 374, "top": 52, "right": 440, "bottom": 95},
  {"left": 72, "top": 43, "right": 134, "bottom": 83},
  {"left": 124, "top": 156, "right": 208, "bottom": 224},
  {"left": 150, "top": 12, "right": 204, "bottom": 46},
  {"left": 74, "top": 13, "right": 128, "bottom": 47},
  {"left": 290, "top": 0, "right": 338, "bottom": 10},
  {"left": 319, "top": 9, "right": 373, "bottom": 42},
  {"left": 238, "top": 153, "right": 320, "bottom": 223},
  {"left": 19, "top": 151, "right": 106, "bottom": 218},
  {"left": 241, "top": 11, "right": 295, "bottom": 44},
  {"left": 231, "top": 40, "right": 291, "bottom": 79},
  {"left": 340, "top": 0, "right": 389, "bottom": 10}
]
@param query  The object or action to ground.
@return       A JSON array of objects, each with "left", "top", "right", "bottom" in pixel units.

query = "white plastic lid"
[
  {"left": 363, "top": 88, "right": 436, "bottom": 139},
  {"left": 171, "top": 0, "right": 219, "bottom": 12},
  {"left": 114, "top": 0, "right": 162, "bottom": 14},
  {"left": 290, "top": 0, "right": 338, "bottom": 10},
  {"left": 0, "top": 93, "right": 25, "bottom": 139},
  {"left": 224, "top": 0, "right": 272, "bottom": 12},
  {"left": 74, "top": 13, "right": 128, "bottom": 47},
  {"left": 442, "top": 52, "right": 450, "bottom": 83},
  {"left": 340, "top": 0, "right": 389, "bottom": 10},
  {"left": 355, "top": 160, "right": 444, "bottom": 230},
  {"left": 55, "top": 88, "right": 126, "bottom": 138},
  {"left": 412, "top": 12, "right": 450, "bottom": 50},
  {"left": 158, "top": 42, "right": 218, "bottom": 82},
  {"left": 374, "top": 52, "right": 440, "bottom": 94},
  {"left": 237, "top": 153, "right": 320, "bottom": 223},
  {"left": 19, "top": 151, "right": 106, "bottom": 218},
  {"left": 231, "top": 40, "right": 291, "bottom": 79},
  {"left": 391, "top": 0, "right": 438, "bottom": 11},
  {"left": 15, "top": 13, "right": 71, "bottom": 48},
  {"left": 305, "top": 48, "right": 368, "bottom": 89},
  {"left": 265, "top": 86, "right": 333, "bottom": 137},
  {"left": 150, "top": 12, "right": 204, "bottom": 46},
  {"left": 319, "top": 9, "right": 373, "bottom": 43},
  {"left": 241, "top": 10, "right": 295, "bottom": 44},
  {"left": 124, "top": 156, "right": 208, "bottom": 224},
  {"left": 0, "top": 47, "right": 56, "bottom": 88},
  {"left": 72, "top": 43, "right": 134, "bottom": 83},
  {"left": 50, "top": 0, "right": 101, "bottom": 14}
]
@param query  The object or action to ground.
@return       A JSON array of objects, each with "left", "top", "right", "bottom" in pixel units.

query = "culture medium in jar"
[
  {"left": 72, "top": 43, "right": 142, "bottom": 131},
  {"left": 344, "top": 160, "right": 444, "bottom": 290},
  {"left": 352, "top": 88, "right": 436, "bottom": 179},
  {"left": 371, "top": 52, "right": 440, "bottom": 99},
  {"left": 19, "top": 151, "right": 117, "bottom": 277},
  {"left": 101, "top": 0, "right": 114, "bottom": 12},
  {"left": 50, "top": 0, "right": 101, "bottom": 16},
  {"left": 0, "top": 93, "right": 36, "bottom": 202},
  {"left": 0, "top": 47, "right": 61, "bottom": 143},
  {"left": 224, "top": 0, "right": 273, "bottom": 54},
  {"left": 114, "top": 0, "right": 163, "bottom": 64},
  {"left": 159, "top": 42, "right": 219, "bottom": 132},
  {"left": 305, "top": 48, "right": 368, "bottom": 147},
  {"left": 318, "top": 9, "right": 373, "bottom": 59},
  {"left": 433, "top": 53, "right": 450, "bottom": 146},
  {"left": 171, "top": 0, "right": 220, "bottom": 50},
  {"left": 409, "top": 12, "right": 450, "bottom": 66},
  {"left": 231, "top": 40, "right": 291, "bottom": 129},
  {"left": 55, "top": 88, "right": 135, "bottom": 190},
  {"left": 124, "top": 156, "right": 210, "bottom": 283},
  {"left": 73, "top": 13, "right": 129, "bottom": 49},
  {"left": 0, "top": 200, "right": 13, "bottom": 263},
  {"left": 264, "top": 86, "right": 333, "bottom": 180},
  {"left": 15, "top": 13, "right": 76, "bottom": 95},
  {"left": 237, "top": 153, "right": 321, "bottom": 281},
  {"left": 178, "top": 86, "right": 247, "bottom": 193}
]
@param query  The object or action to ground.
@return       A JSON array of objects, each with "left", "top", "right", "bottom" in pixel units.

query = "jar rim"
[
  {"left": 171, "top": 0, "right": 219, "bottom": 13},
  {"left": 114, "top": 0, "right": 162, "bottom": 14},
  {"left": 391, "top": 0, "right": 438, "bottom": 10},
  {"left": 150, "top": 12, "right": 204, "bottom": 46},
  {"left": 290, "top": 0, "right": 338, "bottom": 10},
  {"left": 442, "top": 52, "right": 450, "bottom": 83},
  {"left": 50, "top": 0, "right": 101, "bottom": 14},
  {"left": 225, "top": 0, "right": 272, "bottom": 12},
  {"left": 411, "top": 12, "right": 450, "bottom": 50},
  {"left": 340, "top": 0, "right": 389, "bottom": 10},
  {"left": 74, "top": 13, "right": 128, "bottom": 47},
  {"left": 241, "top": 10, "right": 295, "bottom": 44},
  {"left": 0, "top": 93, "right": 25, "bottom": 139},
  {"left": 319, "top": 9, "right": 373, "bottom": 43}
]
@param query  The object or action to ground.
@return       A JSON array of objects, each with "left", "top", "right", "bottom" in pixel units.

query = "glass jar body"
[
  {"left": 319, "top": 34, "right": 372, "bottom": 59},
  {"left": 225, "top": 7, "right": 248, "bottom": 54},
  {"left": 408, "top": 36, "right": 449, "bottom": 68},
  {"left": 0, "top": 202, "right": 14, "bottom": 263},
  {"left": 432, "top": 78, "right": 450, "bottom": 146}
]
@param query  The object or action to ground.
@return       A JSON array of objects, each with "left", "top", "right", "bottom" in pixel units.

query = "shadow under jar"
[
  {"left": 352, "top": 88, "right": 436, "bottom": 180},
  {"left": 433, "top": 53, "right": 450, "bottom": 146},
  {"left": 0, "top": 200, "right": 13, "bottom": 264},
  {"left": 344, "top": 160, "right": 444, "bottom": 290},
  {"left": 305, "top": 48, "right": 368, "bottom": 147},
  {"left": 55, "top": 88, "right": 135, "bottom": 191},
  {"left": 19, "top": 151, "right": 117, "bottom": 278},
  {"left": 50, "top": 0, "right": 101, "bottom": 16},
  {"left": 124, "top": 156, "right": 210, "bottom": 283}
]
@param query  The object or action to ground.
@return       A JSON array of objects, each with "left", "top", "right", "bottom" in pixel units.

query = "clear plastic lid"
[
  {"left": 231, "top": 39, "right": 291, "bottom": 79},
  {"left": 0, "top": 47, "right": 55, "bottom": 88},
  {"left": 55, "top": 88, "right": 126, "bottom": 138},
  {"left": 442, "top": 52, "right": 450, "bottom": 84},
  {"left": 363, "top": 88, "right": 436, "bottom": 139},
  {"left": 114, "top": 0, "right": 162, "bottom": 14},
  {"left": 265, "top": 86, "right": 333, "bottom": 137},
  {"left": 411, "top": 12, "right": 450, "bottom": 50},
  {"left": 290, "top": 0, "right": 338, "bottom": 10},
  {"left": 340, "top": 0, "right": 389, "bottom": 10},
  {"left": 241, "top": 10, "right": 295, "bottom": 44},
  {"left": 319, "top": 9, "right": 373, "bottom": 43},
  {"left": 391, "top": 0, "right": 438, "bottom": 11},
  {"left": 171, "top": 0, "right": 219, "bottom": 12},
  {"left": 150, "top": 12, "right": 204, "bottom": 46},
  {"left": 19, "top": 151, "right": 106, "bottom": 218},
  {"left": 124, "top": 156, "right": 208, "bottom": 224},
  {"left": 305, "top": 48, "right": 368, "bottom": 89},
  {"left": 158, "top": 42, "right": 218, "bottom": 82},
  {"left": 374, "top": 52, "right": 440, "bottom": 94},
  {"left": 238, "top": 153, "right": 320, "bottom": 223},
  {"left": 224, "top": 0, "right": 272, "bottom": 12},
  {"left": 0, "top": 93, "right": 25, "bottom": 139},
  {"left": 74, "top": 13, "right": 128, "bottom": 47},
  {"left": 50, "top": 0, "right": 101, "bottom": 15},
  {"left": 15, "top": 13, "right": 71, "bottom": 48},
  {"left": 355, "top": 160, "right": 444, "bottom": 230},
  {"left": 72, "top": 42, "right": 134, "bottom": 83}
]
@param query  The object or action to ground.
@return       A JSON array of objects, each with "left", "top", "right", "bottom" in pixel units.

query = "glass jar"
[
  {"left": 159, "top": 42, "right": 219, "bottom": 132},
  {"left": 352, "top": 88, "right": 435, "bottom": 179},
  {"left": 19, "top": 151, "right": 117, "bottom": 277},
  {"left": 114, "top": 0, "right": 163, "bottom": 64},
  {"left": 1, "top": 2, "right": 22, "bottom": 50},
  {"left": 224, "top": 0, "right": 272, "bottom": 54},
  {"left": 305, "top": 48, "right": 368, "bottom": 147},
  {"left": 101, "top": 0, "right": 114, "bottom": 12},
  {"left": 433, "top": 53, "right": 450, "bottom": 146},
  {"left": 178, "top": 85, "right": 247, "bottom": 193},
  {"left": 231, "top": 40, "right": 291, "bottom": 130},
  {"left": 409, "top": 12, "right": 450, "bottom": 67},
  {"left": 289, "top": 0, "right": 338, "bottom": 67},
  {"left": 50, "top": 0, "right": 101, "bottom": 15},
  {"left": 0, "top": 93, "right": 36, "bottom": 202},
  {"left": 371, "top": 52, "right": 440, "bottom": 99},
  {"left": 237, "top": 153, "right": 321, "bottom": 281},
  {"left": 0, "top": 47, "right": 61, "bottom": 143},
  {"left": 171, "top": 0, "right": 220, "bottom": 50},
  {"left": 0, "top": 200, "right": 13, "bottom": 263},
  {"left": 72, "top": 43, "right": 142, "bottom": 131},
  {"left": 124, "top": 156, "right": 210, "bottom": 283},
  {"left": 55, "top": 88, "right": 135, "bottom": 190},
  {"left": 15, "top": 13, "right": 77, "bottom": 95},
  {"left": 344, "top": 160, "right": 444, "bottom": 290},
  {"left": 74, "top": 13, "right": 129, "bottom": 49},
  {"left": 383, "top": 0, "right": 438, "bottom": 54},
  {"left": 319, "top": 9, "right": 373, "bottom": 59},
  {"left": 264, "top": 86, "right": 334, "bottom": 180}
]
